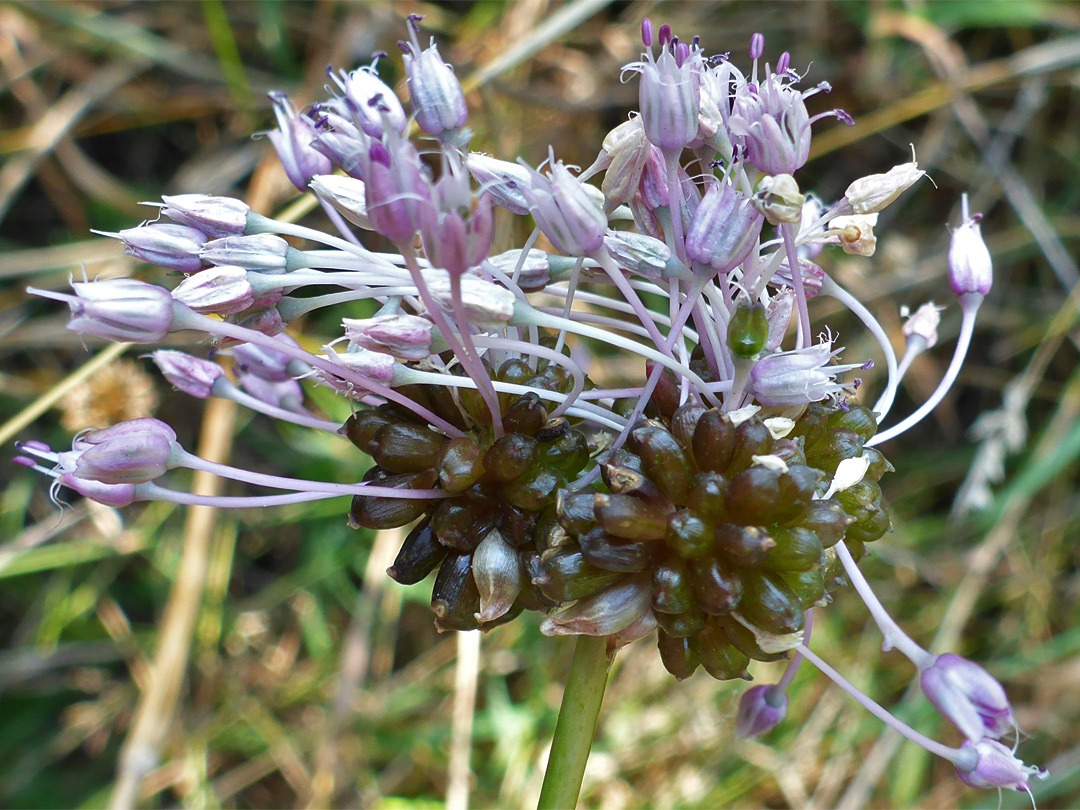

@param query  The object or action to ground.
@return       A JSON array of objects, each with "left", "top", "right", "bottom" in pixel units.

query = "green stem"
[{"left": 537, "top": 634, "right": 612, "bottom": 810}]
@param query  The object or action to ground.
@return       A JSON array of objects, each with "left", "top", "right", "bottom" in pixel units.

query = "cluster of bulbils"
[{"left": 19, "top": 15, "right": 1045, "bottom": 798}]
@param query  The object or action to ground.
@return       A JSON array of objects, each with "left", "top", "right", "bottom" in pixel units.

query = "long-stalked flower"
[{"left": 28, "top": 278, "right": 176, "bottom": 343}]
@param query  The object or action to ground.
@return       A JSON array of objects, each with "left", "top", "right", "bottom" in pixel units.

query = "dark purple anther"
[
  {"left": 777, "top": 51, "right": 791, "bottom": 74},
  {"left": 658, "top": 24, "right": 671, "bottom": 47},
  {"left": 369, "top": 141, "right": 392, "bottom": 167},
  {"left": 641, "top": 18, "right": 653, "bottom": 47},
  {"left": 750, "top": 32, "right": 765, "bottom": 60}
]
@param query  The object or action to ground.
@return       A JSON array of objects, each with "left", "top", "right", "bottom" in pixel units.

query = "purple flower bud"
[
  {"left": 921, "top": 653, "right": 1014, "bottom": 743},
  {"left": 59, "top": 473, "right": 137, "bottom": 508},
  {"left": 73, "top": 419, "right": 176, "bottom": 485},
  {"left": 107, "top": 223, "right": 208, "bottom": 272},
  {"left": 419, "top": 165, "right": 494, "bottom": 276},
  {"left": 172, "top": 266, "right": 255, "bottom": 315},
  {"left": 736, "top": 684, "right": 788, "bottom": 738},
  {"left": 363, "top": 136, "right": 431, "bottom": 244},
  {"left": 750, "top": 340, "right": 864, "bottom": 407},
  {"left": 629, "top": 34, "right": 702, "bottom": 153},
  {"left": 238, "top": 373, "right": 305, "bottom": 413},
  {"left": 328, "top": 63, "right": 407, "bottom": 139},
  {"left": 604, "top": 229, "right": 674, "bottom": 281},
  {"left": 466, "top": 153, "right": 533, "bottom": 216},
  {"left": 401, "top": 17, "right": 468, "bottom": 139},
  {"left": 232, "top": 333, "right": 302, "bottom": 381},
  {"left": 343, "top": 313, "right": 434, "bottom": 362},
  {"left": 150, "top": 350, "right": 225, "bottom": 399},
  {"left": 309, "top": 174, "right": 371, "bottom": 230},
  {"left": 519, "top": 152, "right": 607, "bottom": 257},
  {"left": 955, "top": 739, "right": 1047, "bottom": 794},
  {"left": 29, "top": 278, "right": 176, "bottom": 344},
  {"left": 265, "top": 92, "right": 333, "bottom": 190},
  {"left": 685, "top": 180, "right": 763, "bottom": 273},
  {"left": 159, "top": 194, "right": 250, "bottom": 238},
  {"left": 309, "top": 112, "right": 369, "bottom": 179},
  {"left": 949, "top": 200, "right": 992, "bottom": 297},
  {"left": 200, "top": 234, "right": 290, "bottom": 273}
]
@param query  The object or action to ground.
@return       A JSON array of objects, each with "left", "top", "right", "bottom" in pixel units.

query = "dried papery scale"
[{"left": 20, "top": 14, "right": 1046, "bottom": 800}]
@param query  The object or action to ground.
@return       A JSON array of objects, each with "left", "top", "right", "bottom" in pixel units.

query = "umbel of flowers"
[{"left": 19, "top": 15, "right": 1044, "bottom": 799}]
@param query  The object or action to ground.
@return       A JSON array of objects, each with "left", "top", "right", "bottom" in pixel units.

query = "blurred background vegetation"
[{"left": 2, "top": 1, "right": 1079, "bottom": 807}]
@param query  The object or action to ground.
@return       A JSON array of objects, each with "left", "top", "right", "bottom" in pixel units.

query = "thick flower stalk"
[{"left": 20, "top": 17, "right": 1044, "bottom": 801}]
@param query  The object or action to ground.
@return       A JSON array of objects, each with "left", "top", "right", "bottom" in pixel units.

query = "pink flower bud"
[
  {"left": 921, "top": 653, "right": 1014, "bottom": 743},
  {"left": 955, "top": 738, "right": 1047, "bottom": 794},
  {"left": 110, "top": 223, "right": 208, "bottom": 271},
  {"left": 685, "top": 180, "right": 763, "bottom": 273},
  {"left": 520, "top": 152, "right": 608, "bottom": 257},
  {"left": 949, "top": 200, "right": 992, "bottom": 297},
  {"left": 265, "top": 92, "right": 332, "bottom": 190},
  {"left": 736, "top": 684, "right": 788, "bottom": 738},
  {"left": 29, "top": 278, "right": 176, "bottom": 344},
  {"left": 150, "top": 350, "right": 224, "bottom": 399},
  {"left": 73, "top": 419, "right": 175, "bottom": 484},
  {"left": 172, "top": 266, "right": 255, "bottom": 315},
  {"left": 343, "top": 313, "right": 434, "bottom": 362},
  {"left": 400, "top": 16, "right": 468, "bottom": 139},
  {"left": 160, "top": 194, "right": 250, "bottom": 238}
]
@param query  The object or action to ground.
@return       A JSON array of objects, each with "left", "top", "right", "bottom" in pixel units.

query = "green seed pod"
[
  {"left": 342, "top": 409, "right": 394, "bottom": 454},
  {"left": 432, "top": 498, "right": 496, "bottom": 552},
  {"left": 387, "top": 518, "right": 447, "bottom": 585},
  {"left": 776, "top": 464, "right": 825, "bottom": 520},
  {"left": 725, "top": 417, "right": 774, "bottom": 476},
  {"left": 497, "top": 358, "right": 533, "bottom": 410},
  {"left": 724, "top": 466, "right": 783, "bottom": 525},
  {"left": 423, "top": 383, "right": 470, "bottom": 432},
  {"left": 714, "top": 523, "right": 776, "bottom": 567},
  {"left": 496, "top": 500, "right": 539, "bottom": 548},
  {"left": 727, "top": 301, "right": 769, "bottom": 359},
  {"left": 473, "top": 529, "right": 521, "bottom": 623},
  {"left": 594, "top": 493, "right": 668, "bottom": 540},
  {"left": 739, "top": 571, "right": 805, "bottom": 635},
  {"left": 431, "top": 553, "right": 481, "bottom": 632},
  {"left": 632, "top": 425, "right": 692, "bottom": 501},
  {"left": 861, "top": 447, "right": 894, "bottom": 481},
  {"left": 771, "top": 436, "right": 807, "bottom": 467},
  {"left": 579, "top": 526, "right": 662, "bottom": 573},
  {"left": 685, "top": 472, "right": 729, "bottom": 526},
  {"left": 502, "top": 392, "right": 547, "bottom": 436},
  {"left": 805, "top": 428, "right": 863, "bottom": 475},
  {"left": 764, "top": 525, "right": 824, "bottom": 572},
  {"left": 827, "top": 403, "right": 878, "bottom": 441},
  {"left": 798, "top": 499, "right": 853, "bottom": 548},
  {"left": 437, "top": 437, "right": 486, "bottom": 494},
  {"left": 657, "top": 630, "right": 700, "bottom": 681},
  {"left": 671, "top": 401, "right": 707, "bottom": 451},
  {"left": 534, "top": 547, "right": 623, "bottom": 602},
  {"left": 348, "top": 469, "right": 438, "bottom": 530},
  {"left": 502, "top": 465, "right": 566, "bottom": 511},
  {"left": 652, "top": 557, "right": 696, "bottom": 614},
  {"left": 556, "top": 491, "right": 597, "bottom": 536},
  {"left": 689, "top": 556, "right": 744, "bottom": 615},
  {"left": 665, "top": 509, "right": 714, "bottom": 559},
  {"left": 655, "top": 607, "right": 706, "bottom": 638},
  {"left": 788, "top": 402, "right": 831, "bottom": 441},
  {"left": 371, "top": 421, "right": 447, "bottom": 474},
  {"left": 779, "top": 569, "right": 828, "bottom": 608},
  {"left": 714, "top": 614, "right": 788, "bottom": 662},
  {"left": 538, "top": 428, "right": 590, "bottom": 476},
  {"left": 644, "top": 360, "right": 681, "bottom": 418},
  {"left": 692, "top": 410, "right": 735, "bottom": 473},
  {"left": 484, "top": 432, "right": 538, "bottom": 483},
  {"left": 694, "top": 617, "right": 751, "bottom": 680}
]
